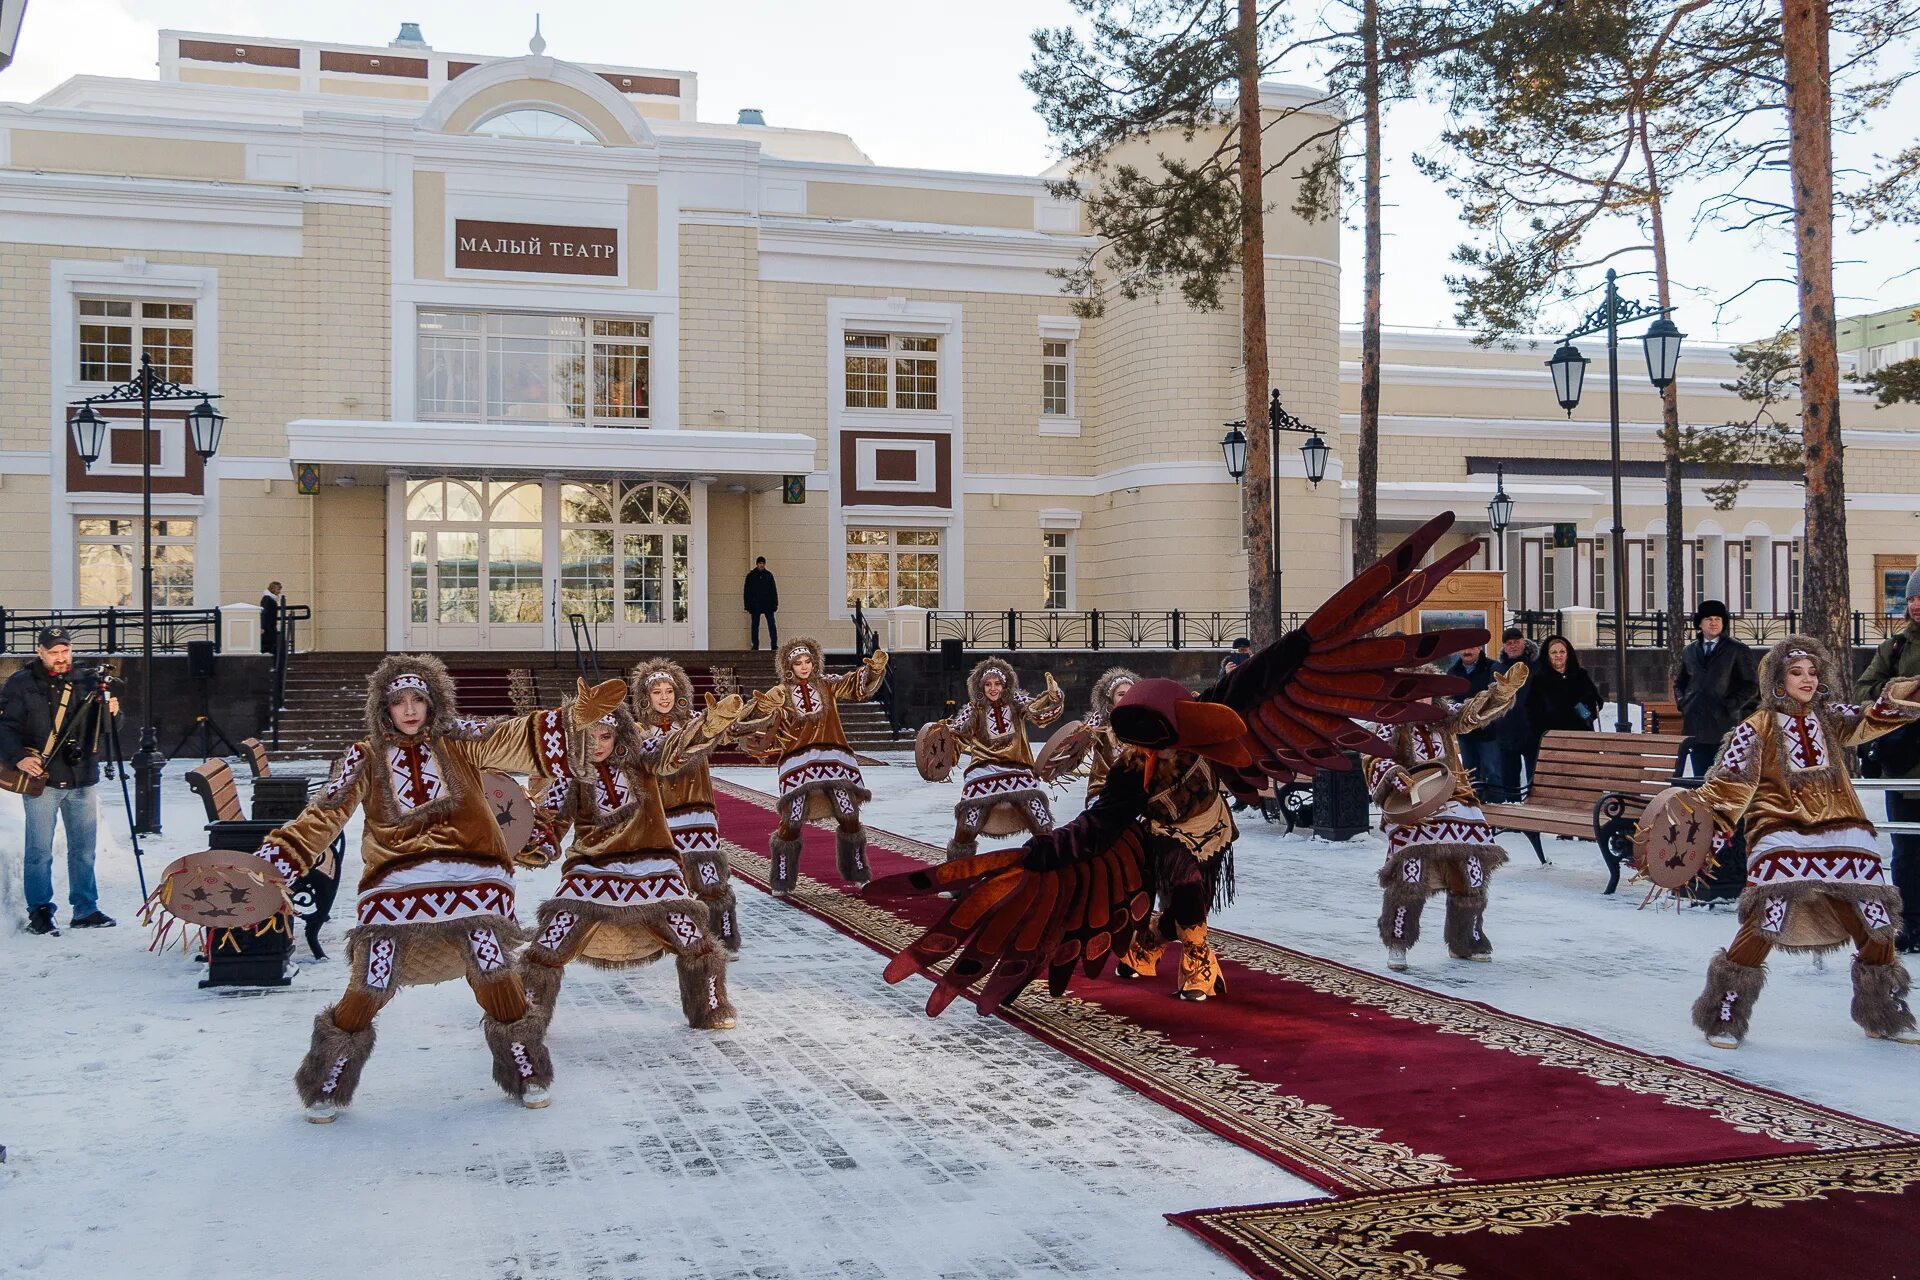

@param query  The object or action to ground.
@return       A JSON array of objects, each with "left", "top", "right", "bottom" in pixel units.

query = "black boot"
[
  {"left": 27, "top": 905, "right": 59, "bottom": 936},
  {"left": 71, "top": 911, "right": 117, "bottom": 929}
]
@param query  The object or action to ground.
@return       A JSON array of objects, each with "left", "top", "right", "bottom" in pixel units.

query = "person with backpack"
[{"left": 1856, "top": 566, "right": 1920, "bottom": 952}]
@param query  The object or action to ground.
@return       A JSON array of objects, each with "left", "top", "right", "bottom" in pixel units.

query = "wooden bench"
[
  {"left": 238, "top": 737, "right": 271, "bottom": 778},
  {"left": 1643, "top": 700, "right": 1682, "bottom": 736},
  {"left": 186, "top": 758, "right": 246, "bottom": 821},
  {"left": 183, "top": 759, "right": 341, "bottom": 959},
  {"left": 1481, "top": 730, "right": 1691, "bottom": 893}
]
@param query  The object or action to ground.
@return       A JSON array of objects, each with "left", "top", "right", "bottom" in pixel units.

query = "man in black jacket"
[
  {"left": 1492, "top": 629, "right": 1540, "bottom": 801},
  {"left": 0, "top": 628, "right": 121, "bottom": 935},
  {"left": 743, "top": 556, "right": 779, "bottom": 651},
  {"left": 1856, "top": 567, "right": 1920, "bottom": 951},
  {"left": 1446, "top": 644, "right": 1503, "bottom": 801},
  {"left": 1673, "top": 599, "right": 1759, "bottom": 779}
]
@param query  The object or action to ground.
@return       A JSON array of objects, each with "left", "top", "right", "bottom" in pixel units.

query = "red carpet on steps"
[{"left": 711, "top": 782, "right": 1920, "bottom": 1278}]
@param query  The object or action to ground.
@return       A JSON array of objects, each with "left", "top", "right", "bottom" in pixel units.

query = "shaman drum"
[
  {"left": 151, "top": 849, "right": 290, "bottom": 929},
  {"left": 481, "top": 770, "right": 537, "bottom": 858},
  {"left": 916, "top": 720, "right": 961, "bottom": 783},
  {"left": 1034, "top": 719, "right": 1092, "bottom": 782},
  {"left": 1379, "top": 763, "right": 1456, "bottom": 825},
  {"left": 1632, "top": 786, "right": 1718, "bottom": 890}
]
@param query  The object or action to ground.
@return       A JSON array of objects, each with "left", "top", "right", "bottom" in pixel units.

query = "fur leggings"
[
  {"left": 770, "top": 786, "right": 870, "bottom": 891},
  {"left": 1692, "top": 892, "right": 1913, "bottom": 1043}
]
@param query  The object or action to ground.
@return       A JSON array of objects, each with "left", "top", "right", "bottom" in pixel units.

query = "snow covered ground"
[{"left": 4, "top": 752, "right": 1916, "bottom": 1279}]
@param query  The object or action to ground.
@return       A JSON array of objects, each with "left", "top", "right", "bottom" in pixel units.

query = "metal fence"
[
  {"left": 0, "top": 606, "right": 224, "bottom": 655},
  {"left": 924, "top": 609, "right": 1302, "bottom": 651},
  {"left": 1509, "top": 610, "right": 1906, "bottom": 649}
]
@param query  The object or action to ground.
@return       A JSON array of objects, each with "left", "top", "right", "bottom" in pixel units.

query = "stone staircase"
[{"left": 270, "top": 650, "right": 903, "bottom": 762}]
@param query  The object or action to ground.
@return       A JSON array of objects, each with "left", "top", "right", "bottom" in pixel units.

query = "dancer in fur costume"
[
  {"left": 738, "top": 637, "right": 888, "bottom": 895},
  {"left": 926, "top": 658, "right": 1066, "bottom": 863},
  {"left": 1082, "top": 667, "right": 1140, "bottom": 801},
  {"left": 249, "top": 655, "right": 626, "bottom": 1121},
  {"left": 868, "top": 514, "right": 1486, "bottom": 1018},
  {"left": 1687, "top": 636, "right": 1920, "bottom": 1049},
  {"left": 1367, "top": 660, "right": 1528, "bottom": 971},
  {"left": 632, "top": 657, "right": 742, "bottom": 953},
  {"left": 519, "top": 687, "right": 745, "bottom": 1030}
]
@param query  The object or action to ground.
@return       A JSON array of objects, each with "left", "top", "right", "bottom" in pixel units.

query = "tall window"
[
  {"left": 78, "top": 299, "right": 194, "bottom": 383},
  {"left": 1542, "top": 553, "right": 1558, "bottom": 609},
  {"left": 76, "top": 517, "right": 196, "bottom": 606},
  {"left": 418, "top": 310, "right": 649, "bottom": 426},
  {"left": 1042, "top": 531, "right": 1070, "bottom": 609},
  {"left": 1042, "top": 340, "right": 1072, "bottom": 417},
  {"left": 843, "top": 332, "right": 939, "bottom": 410},
  {"left": 846, "top": 527, "right": 940, "bottom": 609},
  {"left": 1592, "top": 539, "right": 1608, "bottom": 612}
]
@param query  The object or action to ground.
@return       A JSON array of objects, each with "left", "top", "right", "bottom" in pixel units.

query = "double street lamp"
[
  {"left": 1542, "top": 267, "right": 1684, "bottom": 733},
  {"left": 1221, "top": 388, "right": 1332, "bottom": 631},
  {"left": 69, "top": 352, "right": 226, "bottom": 833}
]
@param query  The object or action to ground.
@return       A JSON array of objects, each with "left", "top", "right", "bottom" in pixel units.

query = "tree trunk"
[
  {"left": 1238, "top": 0, "right": 1278, "bottom": 643},
  {"left": 1356, "top": 0, "right": 1383, "bottom": 574},
  {"left": 1782, "top": 0, "right": 1850, "bottom": 660},
  {"left": 1637, "top": 114, "right": 1688, "bottom": 675}
]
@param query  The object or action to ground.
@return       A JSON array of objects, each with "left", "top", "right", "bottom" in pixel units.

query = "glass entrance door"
[
  {"left": 405, "top": 479, "right": 547, "bottom": 651},
  {"left": 559, "top": 480, "right": 694, "bottom": 651}
]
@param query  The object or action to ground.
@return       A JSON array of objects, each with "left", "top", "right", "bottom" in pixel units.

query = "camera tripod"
[{"left": 164, "top": 674, "right": 245, "bottom": 763}]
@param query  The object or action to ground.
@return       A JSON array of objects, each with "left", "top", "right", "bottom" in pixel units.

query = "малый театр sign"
[{"left": 453, "top": 219, "right": 619, "bottom": 276}]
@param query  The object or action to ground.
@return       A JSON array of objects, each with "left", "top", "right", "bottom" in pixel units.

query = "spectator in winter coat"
[
  {"left": 743, "top": 557, "right": 779, "bottom": 651},
  {"left": 1672, "top": 599, "right": 1759, "bottom": 779},
  {"left": 1492, "top": 628, "right": 1541, "bottom": 801},
  {"left": 1526, "top": 635, "right": 1602, "bottom": 736},
  {"left": 1856, "top": 566, "right": 1920, "bottom": 951},
  {"left": 1446, "top": 645, "right": 1503, "bottom": 801}
]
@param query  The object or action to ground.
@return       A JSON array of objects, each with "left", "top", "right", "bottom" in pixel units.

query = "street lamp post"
[
  {"left": 1543, "top": 268, "right": 1684, "bottom": 733},
  {"left": 1486, "top": 462, "right": 1513, "bottom": 571},
  {"left": 1221, "top": 388, "right": 1331, "bottom": 634},
  {"left": 69, "top": 352, "right": 225, "bottom": 833}
]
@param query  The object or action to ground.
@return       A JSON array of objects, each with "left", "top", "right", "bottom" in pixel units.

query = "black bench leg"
[
  {"left": 1524, "top": 831, "right": 1546, "bottom": 865},
  {"left": 1601, "top": 845, "right": 1623, "bottom": 895}
]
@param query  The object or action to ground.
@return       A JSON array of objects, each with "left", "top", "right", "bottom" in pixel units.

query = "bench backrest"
[
  {"left": 239, "top": 737, "right": 271, "bottom": 778},
  {"left": 1527, "top": 730, "right": 1689, "bottom": 815},
  {"left": 186, "top": 759, "right": 243, "bottom": 823}
]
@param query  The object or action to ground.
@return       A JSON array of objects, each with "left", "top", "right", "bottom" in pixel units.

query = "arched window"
[{"left": 473, "top": 108, "right": 597, "bottom": 143}]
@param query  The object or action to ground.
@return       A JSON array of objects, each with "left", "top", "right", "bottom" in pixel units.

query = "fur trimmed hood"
[
  {"left": 966, "top": 656, "right": 1020, "bottom": 708},
  {"left": 1090, "top": 667, "right": 1142, "bottom": 719},
  {"left": 365, "top": 653, "right": 462, "bottom": 741},
  {"left": 775, "top": 636, "right": 825, "bottom": 686},
  {"left": 630, "top": 656, "right": 694, "bottom": 724},
  {"left": 1758, "top": 634, "right": 1845, "bottom": 715}
]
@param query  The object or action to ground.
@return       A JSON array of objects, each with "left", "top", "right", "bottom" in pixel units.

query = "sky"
[{"left": 4, "top": 0, "right": 1915, "bottom": 344}]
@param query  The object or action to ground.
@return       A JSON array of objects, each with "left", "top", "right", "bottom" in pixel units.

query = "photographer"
[
  {"left": 1856, "top": 568, "right": 1920, "bottom": 952},
  {"left": 0, "top": 627, "right": 121, "bottom": 935}
]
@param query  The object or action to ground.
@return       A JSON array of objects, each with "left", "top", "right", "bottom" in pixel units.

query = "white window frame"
[
  {"left": 842, "top": 330, "right": 941, "bottom": 412},
  {"left": 843, "top": 525, "right": 944, "bottom": 610},
  {"left": 416, "top": 309, "right": 652, "bottom": 428},
  {"left": 1039, "top": 508, "right": 1080, "bottom": 611},
  {"left": 1038, "top": 315, "right": 1081, "bottom": 436},
  {"left": 74, "top": 513, "right": 200, "bottom": 609},
  {"left": 75, "top": 297, "right": 198, "bottom": 387}
]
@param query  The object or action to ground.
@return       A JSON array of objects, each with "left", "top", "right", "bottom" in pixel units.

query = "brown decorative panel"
[
  {"left": 599, "top": 72, "right": 681, "bottom": 97},
  {"left": 447, "top": 61, "right": 480, "bottom": 78},
  {"left": 839, "top": 431, "right": 951, "bottom": 508},
  {"left": 65, "top": 406, "right": 204, "bottom": 496},
  {"left": 108, "top": 428, "right": 162, "bottom": 467},
  {"left": 178, "top": 39, "right": 299, "bottom": 68},
  {"left": 319, "top": 50, "right": 429, "bottom": 78},
  {"left": 453, "top": 219, "right": 619, "bottom": 276}
]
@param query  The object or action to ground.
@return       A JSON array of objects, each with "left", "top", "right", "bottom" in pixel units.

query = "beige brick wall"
[
  {"left": 0, "top": 479, "right": 51, "bottom": 603},
  {"left": 219, "top": 479, "right": 312, "bottom": 608},
  {"left": 311, "top": 482, "right": 386, "bottom": 650},
  {"left": 679, "top": 223, "right": 761, "bottom": 430}
]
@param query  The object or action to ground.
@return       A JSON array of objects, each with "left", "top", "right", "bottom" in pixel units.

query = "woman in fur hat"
[
  {"left": 632, "top": 657, "right": 742, "bottom": 952},
  {"left": 1081, "top": 667, "right": 1140, "bottom": 802},
  {"left": 249, "top": 655, "right": 626, "bottom": 1122},
  {"left": 737, "top": 637, "right": 888, "bottom": 895},
  {"left": 925, "top": 657, "right": 1066, "bottom": 863},
  {"left": 1688, "top": 635, "right": 1920, "bottom": 1049},
  {"left": 1367, "top": 660, "right": 1529, "bottom": 972},
  {"left": 518, "top": 686, "right": 745, "bottom": 1030}
]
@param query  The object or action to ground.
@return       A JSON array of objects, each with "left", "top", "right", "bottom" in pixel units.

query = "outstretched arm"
[
  {"left": 254, "top": 745, "right": 368, "bottom": 881},
  {"left": 1448, "top": 662, "right": 1527, "bottom": 736},
  {"left": 467, "top": 678, "right": 629, "bottom": 777}
]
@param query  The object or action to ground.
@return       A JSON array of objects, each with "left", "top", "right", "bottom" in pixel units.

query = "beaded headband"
[
  {"left": 641, "top": 669, "right": 678, "bottom": 690},
  {"left": 386, "top": 673, "right": 429, "bottom": 698}
]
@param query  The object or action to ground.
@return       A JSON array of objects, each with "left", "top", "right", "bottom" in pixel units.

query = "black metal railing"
[
  {"left": 0, "top": 606, "right": 223, "bottom": 655},
  {"left": 567, "top": 612, "right": 602, "bottom": 683},
  {"left": 267, "top": 604, "right": 311, "bottom": 751},
  {"left": 924, "top": 609, "right": 1286, "bottom": 652},
  {"left": 1510, "top": 610, "right": 1563, "bottom": 642},
  {"left": 851, "top": 603, "right": 903, "bottom": 736}
]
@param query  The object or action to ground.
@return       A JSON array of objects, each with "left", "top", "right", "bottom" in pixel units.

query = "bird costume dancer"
[
  {"left": 868, "top": 514, "right": 1482, "bottom": 1016},
  {"left": 633, "top": 657, "right": 742, "bottom": 952},
  {"left": 739, "top": 637, "right": 888, "bottom": 895},
  {"left": 1367, "top": 661, "right": 1528, "bottom": 971},
  {"left": 1082, "top": 667, "right": 1141, "bottom": 802},
  {"left": 928, "top": 658, "right": 1066, "bottom": 863},
  {"left": 518, "top": 686, "right": 744, "bottom": 1031},
  {"left": 1688, "top": 636, "right": 1920, "bottom": 1049},
  {"left": 249, "top": 655, "right": 626, "bottom": 1121}
]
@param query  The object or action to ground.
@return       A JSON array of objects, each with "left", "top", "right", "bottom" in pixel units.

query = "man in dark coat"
[
  {"left": 0, "top": 628, "right": 121, "bottom": 934},
  {"left": 1673, "top": 599, "right": 1759, "bottom": 779},
  {"left": 743, "top": 556, "right": 779, "bottom": 651},
  {"left": 1446, "top": 645, "right": 1503, "bottom": 801},
  {"left": 1856, "top": 566, "right": 1920, "bottom": 951},
  {"left": 260, "top": 580, "right": 285, "bottom": 655},
  {"left": 1492, "top": 628, "right": 1540, "bottom": 801}
]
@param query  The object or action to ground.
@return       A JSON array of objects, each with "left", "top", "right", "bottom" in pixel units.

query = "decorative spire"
[{"left": 529, "top": 14, "right": 547, "bottom": 56}]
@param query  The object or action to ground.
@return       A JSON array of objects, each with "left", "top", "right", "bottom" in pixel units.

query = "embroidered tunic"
[
  {"left": 1367, "top": 679, "right": 1520, "bottom": 860},
  {"left": 945, "top": 685, "right": 1064, "bottom": 812},
  {"left": 648, "top": 710, "right": 721, "bottom": 858},
  {"left": 748, "top": 659, "right": 887, "bottom": 811}
]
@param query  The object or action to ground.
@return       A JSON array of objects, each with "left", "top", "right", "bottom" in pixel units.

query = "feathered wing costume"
[{"left": 869, "top": 514, "right": 1485, "bottom": 1016}]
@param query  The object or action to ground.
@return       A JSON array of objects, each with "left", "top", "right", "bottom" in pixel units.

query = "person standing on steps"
[
  {"left": 261, "top": 580, "right": 286, "bottom": 655},
  {"left": 744, "top": 556, "right": 779, "bottom": 652}
]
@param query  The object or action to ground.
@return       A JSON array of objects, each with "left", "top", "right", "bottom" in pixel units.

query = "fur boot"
[
  {"left": 1444, "top": 892, "right": 1493, "bottom": 959},
  {"left": 1378, "top": 880, "right": 1428, "bottom": 949},
  {"left": 701, "top": 885, "right": 741, "bottom": 953},
  {"left": 293, "top": 1008, "right": 377, "bottom": 1108},
  {"left": 677, "top": 946, "right": 737, "bottom": 1029},
  {"left": 519, "top": 959, "right": 565, "bottom": 1020},
  {"left": 1175, "top": 922, "right": 1226, "bottom": 1000},
  {"left": 483, "top": 1008, "right": 555, "bottom": 1101},
  {"left": 836, "top": 827, "right": 872, "bottom": 885},
  {"left": 769, "top": 834, "right": 803, "bottom": 896},
  {"left": 1851, "top": 956, "right": 1919, "bottom": 1039},
  {"left": 1690, "top": 949, "right": 1768, "bottom": 1043}
]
